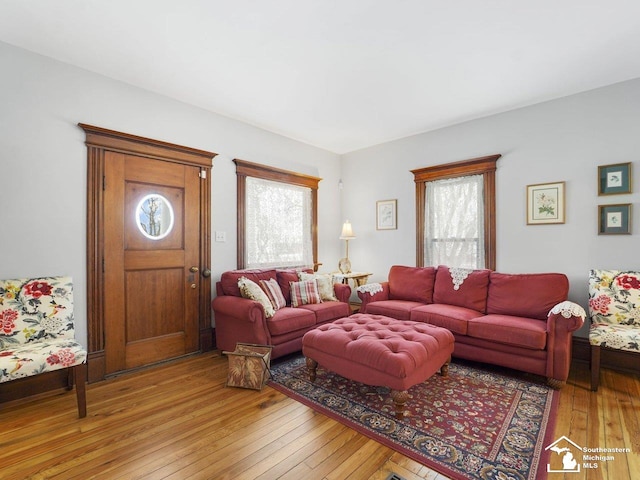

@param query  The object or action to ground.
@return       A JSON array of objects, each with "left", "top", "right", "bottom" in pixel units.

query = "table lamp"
[{"left": 339, "top": 220, "right": 355, "bottom": 273}]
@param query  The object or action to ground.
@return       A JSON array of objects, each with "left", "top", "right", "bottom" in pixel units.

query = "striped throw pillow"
[
  {"left": 298, "top": 272, "right": 338, "bottom": 301},
  {"left": 289, "top": 280, "right": 321, "bottom": 307},
  {"left": 260, "top": 278, "right": 287, "bottom": 310}
]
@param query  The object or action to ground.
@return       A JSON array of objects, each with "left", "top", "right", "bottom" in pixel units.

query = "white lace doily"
[
  {"left": 356, "top": 283, "right": 383, "bottom": 296},
  {"left": 450, "top": 267, "right": 473, "bottom": 290},
  {"left": 548, "top": 301, "right": 586, "bottom": 319}
]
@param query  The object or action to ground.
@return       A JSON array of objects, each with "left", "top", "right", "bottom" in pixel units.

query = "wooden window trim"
[
  {"left": 411, "top": 154, "right": 500, "bottom": 270},
  {"left": 234, "top": 159, "right": 321, "bottom": 270}
]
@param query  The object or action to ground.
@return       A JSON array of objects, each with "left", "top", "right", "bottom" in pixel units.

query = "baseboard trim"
[
  {"left": 0, "top": 369, "right": 68, "bottom": 404},
  {"left": 572, "top": 336, "right": 640, "bottom": 375}
]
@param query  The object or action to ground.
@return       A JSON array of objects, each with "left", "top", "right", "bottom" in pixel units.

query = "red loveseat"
[
  {"left": 357, "top": 265, "right": 586, "bottom": 388},
  {"left": 212, "top": 269, "right": 351, "bottom": 359}
]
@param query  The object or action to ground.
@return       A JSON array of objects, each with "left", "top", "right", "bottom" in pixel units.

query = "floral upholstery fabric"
[
  {"left": 588, "top": 269, "right": 640, "bottom": 352},
  {"left": 0, "top": 276, "right": 87, "bottom": 383}
]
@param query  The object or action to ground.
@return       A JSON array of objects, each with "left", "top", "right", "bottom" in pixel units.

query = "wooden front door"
[
  {"left": 82, "top": 124, "right": 216, "bottom": 381},
  {"left": 103, "top": 153, "right": 201, "bottom": 372}
]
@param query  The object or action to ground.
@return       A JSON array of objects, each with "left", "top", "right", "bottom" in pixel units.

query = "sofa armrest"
[
  {"left": 334, "top": 283, "right": 352, "bottom": 303},
  {"left": 356, "top": 282, "right": 390, "bottom": 313},
  {"left": 212, "top": 295, "right": 271, "bottom": 351},
  {"left": 547, "top": 301, "right": 586, "bottom": 333},
  {"left": 545, "top": 301, "right": 586, "bottom": 386},
  {"left": 213, "top": 295, "right": 267, "bottom": 323}
]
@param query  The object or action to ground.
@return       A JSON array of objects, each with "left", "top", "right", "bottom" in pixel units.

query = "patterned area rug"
[{"left": 268, "top": 355, "right": 558, "bottom": 480}]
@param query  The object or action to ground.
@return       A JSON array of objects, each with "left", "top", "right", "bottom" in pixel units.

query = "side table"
[{"left": 333, "top": 272, "right": 372, "bottom": 288}]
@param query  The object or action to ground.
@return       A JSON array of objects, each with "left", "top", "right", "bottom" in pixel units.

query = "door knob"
[
  {"left": 189, "top": 266, "right": 199, "bottom": 273},
  {"left": 202, "top": 268, "right": 211, "bottom": 278}
]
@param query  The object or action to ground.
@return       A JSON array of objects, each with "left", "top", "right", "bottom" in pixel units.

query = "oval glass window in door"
[{"left": 135, "top": 193, "right": 175, "bottom": 240}]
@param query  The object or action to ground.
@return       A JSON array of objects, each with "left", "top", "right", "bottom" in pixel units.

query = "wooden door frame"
[{"left": 81, "top": 124, "right": 217, "bottom": 383}]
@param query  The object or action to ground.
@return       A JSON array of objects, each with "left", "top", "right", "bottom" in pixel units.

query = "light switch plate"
[{"left": 215, "top": 231, "right": 226, "bottom": 242}]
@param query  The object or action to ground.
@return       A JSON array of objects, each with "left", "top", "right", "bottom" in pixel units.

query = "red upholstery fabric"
[
  {"left": 388, "top": 265, "right": 436, "bottom": 303},
  {"left": 433, "top": 266, "right": 490, "bottom": 312},
  {"left": 365, "top": 300, "right": 423, "bottom": 320},
  {"left": 214, "top": 267, "right": 351, "bottom": 360},
  {"left": 452, "top": 337, "right": 548, "bottom": 377},
  {"left": 411, "top": 304, "right": 484, "bottom": 335},
  {"left": 299, "top": 301, "right": 350, "bottom": 323},
  {"left": 486, "top": 272, "right": 568, "bottom": 320},
  {"left": 467, "top": 314, "right": 547, "bottom": 350},
  {"left": 266, "top": 307, "right": 316, "bottom": 336},
  {"left": 302, "top": 314, "right": 454, "bottom": 391},
  {"left": 220, "top": 269, "right": 277, "bottom": 297}
]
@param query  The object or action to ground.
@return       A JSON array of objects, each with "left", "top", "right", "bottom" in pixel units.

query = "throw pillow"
[
  {"left": 238, "top": 276, "right": 275, "bottom": 318},
  {"left": 289, "top": 280, "right": 321, "bottom": 307},
  {"left": 298, "top": 272, "right": 338, "bottom": 302},
  {"left": 259, "top": 278, "right": 287, "bottom": 311}
]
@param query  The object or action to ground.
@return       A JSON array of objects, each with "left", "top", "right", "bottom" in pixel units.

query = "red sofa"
[
  {"left": 212, "top": 269, "right": 351, "bottom": 359},
  {"left": 357, "top": 265, "right": 585, "bottom": 388}
]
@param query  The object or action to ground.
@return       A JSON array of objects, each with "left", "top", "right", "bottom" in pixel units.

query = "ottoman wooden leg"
[
  {"left": 390, "top": 389, "right": 409, "bottom": 419},
  {"left": 440, "top": 356, "right": 451, "bottom": 377},
  {"left": 306, "top": 357, "right": 318, "bottom": 382}
]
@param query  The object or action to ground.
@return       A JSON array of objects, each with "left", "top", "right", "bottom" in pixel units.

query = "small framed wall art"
[
  {"left": 376, "top": 199, "right": 397, "bottom": 230},
  {"left": 598, "top": 162, "right": 631, "bottom": 195},
  {"left": 526, "top": 181, "right": 565, "bottom": 225},
  {"left": 598, "top": 204, "right": 632, "bottom": 235}
]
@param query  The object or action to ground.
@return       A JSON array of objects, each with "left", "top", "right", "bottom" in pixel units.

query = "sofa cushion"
[
  {"left": 299, "top": 272, "right": 338, "bottom": 302},
  {"left": 276, "top": 269, "right": 312, "bottom": 305},
  {"left": 467, "top": 314, "right": 547, "bottom": 350},
  {"left": 486, "top": 272, "right": 568, "bottom": 320},
  {"left": 388, "top": 265, "right": 436, "bottom": 303},
  {"left": 410, "top": 304, "right": 484, "bottom": 335},
  {"left": 365, "top": 300, "right": 423, "bottom": 320},
  {"left": 260, "top": 278, "right": 287, "bottom": 310},
  {"left": 433, "top": 266, "right": 490, "bottom": 313},
  {"left": 266, "top": 307, "right": 316, "bottom": 336},
  {"left": 238, "top": 277, "right": 275, "bottom": 318},
  {"left": 221, "top": 269, "right": 277, "bottom": 297},
  {"left": 290, "top": 280, "right": 321, "bottom": 307},
  {"left": 299, "top": 301, "right": 350, "bottom": 323},
  {"left": 588, "top": 269, "right": 640, "bottom": 326}
]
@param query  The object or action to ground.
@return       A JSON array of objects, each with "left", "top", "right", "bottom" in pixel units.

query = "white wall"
[
  {"left": 0, "top": 42, "right": 343, "bottom": 347},
  {"left": 342, "top": 78, "right": 640, "bottom": 336},
  {"left": 3, "top": 40, "right": 639, "bottom": 345}
]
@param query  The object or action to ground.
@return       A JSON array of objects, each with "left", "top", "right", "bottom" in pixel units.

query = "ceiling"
[{"left": 2, "top": 1, "right": 640, "bottom": 154}]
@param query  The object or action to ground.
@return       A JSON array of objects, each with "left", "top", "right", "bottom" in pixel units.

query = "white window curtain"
[
  {"left": 424, "top": 174, "right": 485, "bottom": 269},
  {"left": 245, "top": 176, "right": 313, "bottom": 269}
]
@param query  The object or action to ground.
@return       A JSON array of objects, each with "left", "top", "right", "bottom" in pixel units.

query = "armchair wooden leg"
[
  {"left": 66, "top": 367, "right": 74, "bottom": 390},
  {"left": 74, "top": 363, "right": 87, "bottom": 418},
  {"left": 590, "top": 344, "right": 601, "bottom": 392}
]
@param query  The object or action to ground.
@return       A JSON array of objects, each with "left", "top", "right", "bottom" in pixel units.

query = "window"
[
  {"left": 425, "top": 175, "right": 484, "bottom": 269},
  {"left": 235, "top": 159, "right": 320, "bottom": 269},
  {"left": 412, "top": 154, "right": 500, "bottom": 270}
]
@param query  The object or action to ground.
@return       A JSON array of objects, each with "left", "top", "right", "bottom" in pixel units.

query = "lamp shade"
[{"left": 340, "top": 220, "right": 355, "bottom": 239}]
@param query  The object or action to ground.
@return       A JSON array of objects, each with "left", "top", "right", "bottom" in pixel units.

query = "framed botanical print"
[
  {"left": 526, "top": 181, "right": 565, "bottom": 225},
  {"left": 598, "top": 162, "right": 631, "bottom": 195},
  {"left": 376, "top": 199, "right": 397, "bottom": 230},
  {"left": 598, "top": 204, "right": 631, "bottom": 234}
]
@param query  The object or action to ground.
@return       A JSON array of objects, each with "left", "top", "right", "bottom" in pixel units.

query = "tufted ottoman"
[{"left": 302, "top": 313, "right": 454, "bottom": 418}]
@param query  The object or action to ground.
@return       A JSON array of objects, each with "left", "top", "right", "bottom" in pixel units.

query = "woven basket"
[{"left": 223, "top": 343, "right": 273, "bottom": 390}]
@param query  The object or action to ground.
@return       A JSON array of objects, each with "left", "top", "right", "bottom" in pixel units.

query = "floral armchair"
[
  {"left": 0, "top": 276, "right": 87, "bottom": 417},
  {"left": 588, "top": 269, "right": 640, "bottom": 391}
]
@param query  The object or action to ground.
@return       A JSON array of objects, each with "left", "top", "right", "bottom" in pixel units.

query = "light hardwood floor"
[{"left": 1, "top": 351, "right": 638, "bottom": 480}]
